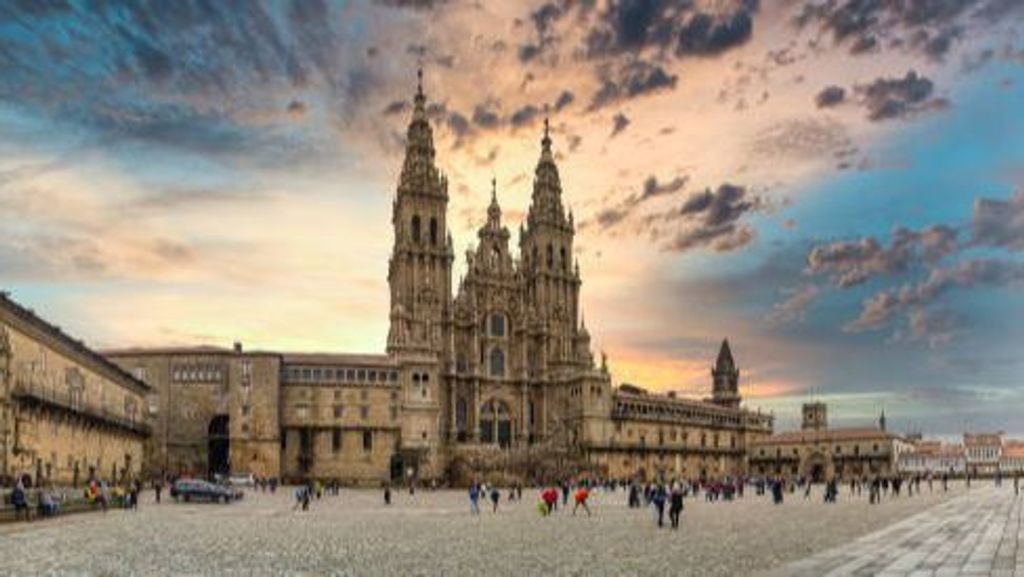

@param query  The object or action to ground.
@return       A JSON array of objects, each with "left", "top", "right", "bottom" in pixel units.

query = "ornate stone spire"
[
  {"left": 527, "top": 116, "right": 566, "bottom": 228},
  {"left": 398, "top": 68, "right": 445, "bottom": 200},
  {"left": 486, "top": 177, "right": 502, "bottom": 229}
]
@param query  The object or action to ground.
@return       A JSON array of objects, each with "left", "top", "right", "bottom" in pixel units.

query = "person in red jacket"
[
  {"left": 541, "top": 487, "right": 558, "bottom": 515},
  {"left": 573, "top": 486, "right": 591, "bottom": 516}
]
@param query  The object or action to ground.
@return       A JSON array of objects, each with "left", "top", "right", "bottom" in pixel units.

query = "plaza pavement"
[
  {"left": 760, "top": 484, "right": 1023, "bottom": 577},
  {"left": 0, "top": 481, "right": 1008, "bottom": 576}
]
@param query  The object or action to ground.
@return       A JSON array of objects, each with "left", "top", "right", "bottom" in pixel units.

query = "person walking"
[
  {"left": 651, "top": 484, "right": 667, "bottom": 528},
  {"left": 489, "top": 485, "right": 500, "bottom": 513},
  {"left": 542, "top": 487, "right": 558, "bottom": 516},
  {"left": 668, "top": 484, "right": 684, "bottom": 529},
  {"left": 384, "top": 483, "right": 392, "bottom": 505},
  {"left": 154, "top": 479, "right": 163, "bottom": 504},
  {"left": 1014, "top": 471, "right": 1020, "bottom": 496},
  {"left": 468, "top": 483, "right": 481, "bottom": 515},
  {"left": 572, "top": 486, "right": 591, "bottom": 517}
]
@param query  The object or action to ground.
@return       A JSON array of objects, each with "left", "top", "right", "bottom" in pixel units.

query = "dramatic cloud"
[
  {"left": 857, "top": 70, "right": 941, "bottom": 121},
  {"left": 766, "top": 284, "right": 820, "bottom": 325},
  {"left": 807, "top": 225, "right": 960, "bottom": 288},
  {"left": 471, "top": 103, "right": 501, "bottom": 129},
  {"left": 897, "top": 308, "right": 960, "bottom": 349},
  {"left": 510, "top": 104, "right": 541, "bottom": 128},
  {"left": 845, "top": 259, "right": 1024, "bottom": 332},
  {"left": 815, "top": 85, "right": 846, "bottom": 108},
  {"left": 794, "top": 0, "right": 1021, "bottom": 58},
  {"left": 611, "top": 112, "right": 631, "bottom": 137},
  {"left": 591, "top": 173, "right": 688, "bottom": 231},
  {"left": 553, "top": 90, "right": 575, "bottom": 112},
  {"left": 590, "top": 59, "right": 678, "bottom": 110},
  {"left": 675, "top": 9, "right": 755, "bottom": 56},
  {"left": 662, "top": 184, "right": 765, "bottom": 253},
  {"left": 375, "top": 0, "right": 449, "bottom": 10},
  {"left": 972, "top": 191, "right": 1024, "bottom": 251},
  {"left": 641, "top": 175, "right": 688, "bottom": 200}
]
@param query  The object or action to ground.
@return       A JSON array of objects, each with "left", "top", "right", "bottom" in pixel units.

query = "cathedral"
[
  {"left": 383, "top": 73, "right": 609, "bottom": 463},
  {"left": 94, "top": 73, "right": 774, "bottom": 485}
]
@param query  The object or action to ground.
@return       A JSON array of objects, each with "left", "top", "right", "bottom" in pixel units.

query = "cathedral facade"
[{"left": 102, "top": 75, "right": 773, "bottom": 485}]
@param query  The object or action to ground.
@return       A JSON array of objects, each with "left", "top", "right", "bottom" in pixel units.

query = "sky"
[{"left": 0, "top": 0, "right": 1022, "bottom": 435}]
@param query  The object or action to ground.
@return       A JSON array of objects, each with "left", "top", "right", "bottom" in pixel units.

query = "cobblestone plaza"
[{"left": 2, "top": 483, "right": 1019, "bottom": 576}]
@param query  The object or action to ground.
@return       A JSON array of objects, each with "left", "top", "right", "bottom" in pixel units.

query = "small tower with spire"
[
  {"left": 879, "top": 409, "right": 887, "bottom": 432},
  {"left": 711, "top": 338, "right": 741, "bottom": 409}
]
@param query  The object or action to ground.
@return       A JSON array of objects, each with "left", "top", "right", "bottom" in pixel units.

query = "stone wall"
[{"left": 1, "top": 302, "right": 149, "bottom": 486}]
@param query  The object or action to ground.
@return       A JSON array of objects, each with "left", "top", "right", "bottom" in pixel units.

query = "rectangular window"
[
  {"left": 368, "top": 371, "right": 377, "bottom": 382},
  {"left": 357, "top": 369, "right": 366, "bottom": 381},
  {"left": 346, "top": 369, "right": 355, "bottom": 381},
  {"left": 333, "top": 429, "right": 342, "bottom": 453},
  {"left": 360, "top": 406, "right": 369, "bottom": 420},
  {"left": 312, "top": 368, "right": 322, "bottom": 380},
  {"left": 362, "top": 430, "right": 373, "bottom": 452},
  {"left": 241, "top": 405, "right": 251, "bottom": 417},
  {"left": 334, "top": 405, "right": 343, "bottom": 419}
]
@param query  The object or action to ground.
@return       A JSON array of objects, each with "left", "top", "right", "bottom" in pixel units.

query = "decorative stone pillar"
[{"left": 471, "top": 379, "right": 481, "bottom": 442}]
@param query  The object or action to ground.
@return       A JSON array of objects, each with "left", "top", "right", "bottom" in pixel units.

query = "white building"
[
  {"left": 897, "top": 440, "right": 965, "bottom": 475},
  {"left": 964, "top": 432, "right": 1003, "bottom": 476}
]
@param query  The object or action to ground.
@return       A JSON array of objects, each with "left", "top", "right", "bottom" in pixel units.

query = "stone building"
[
  {"left": 963, "top": 432, "right": 1003, "bottom": 477},
  {"left": 0, "top": 293, "right": 150, "bottom": 486},
  {"left": 897, "top": 440, "right": 966, "bottom": 476},
  {"left": 749, "top": 403, "right": 910, "bottom": 481},
  {"left": 105, "top": 73, "right": 773, "bottom": 485},
  {"left": 100, "top": 344, "right": 281, "bottom": 479}
]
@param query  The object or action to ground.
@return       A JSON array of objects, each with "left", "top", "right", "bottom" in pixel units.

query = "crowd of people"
[{"left": 3, "top": 466, "right": 1021, "bottom": 526}]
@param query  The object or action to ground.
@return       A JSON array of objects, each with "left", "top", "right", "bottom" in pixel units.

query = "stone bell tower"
[
  {"left": 519, "top": 119, "right": 581, "bottom": 372},
  {"left": 711, "top": 338, "right": 741, "bottom": 409},
  {"left": 802, "top": 402, "right": 828, "bottom": 431},
  {"left": 387, "top": 70, "right": 454, "bottom": 356}
]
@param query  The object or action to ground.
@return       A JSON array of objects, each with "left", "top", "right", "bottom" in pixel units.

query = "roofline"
[{"left": 0, "top": 292, "right": 151, "bottom": 394}]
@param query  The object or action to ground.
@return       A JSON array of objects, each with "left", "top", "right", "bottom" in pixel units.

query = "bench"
[{"left": 0, "top": 489, "right": 114, "bottom": 523}]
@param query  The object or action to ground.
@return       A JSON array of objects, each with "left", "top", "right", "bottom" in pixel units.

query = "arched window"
[
  {"left": 411, "top": 215, "right": 421, "bottom": 243},
  {"left": 479, "top": 399, "right": 512, "bottom": 447},
  {"left": 546, "top": 244, "right": 554, "bottom": 268},
  {"left": 429, "top": 217, "right": 438, "bottom": 246},
  {"left": 560, "top": 247, "right": 567, "bottom": 271},
  {"left": 532, "top": 246, "right": 538, "bottom": 266},
  {"left": 456, "top": 398, "right": 468, "bottom": 441},
  {"left": 489, "top": 313, "right": 506, "bottom": 337},
  {"left": 489, "top": 347, "right": 505, "bottom": 378}
]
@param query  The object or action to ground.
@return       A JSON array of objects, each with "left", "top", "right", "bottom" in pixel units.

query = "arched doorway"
[
  {"left": 802, "top": 452, "right": 829, "bottom": 483},
  {"left": 208, "top": 415, "right": 230, "bottom": 476},
  {"left": 479, "top": 399, "right": 512, "bottom": 448}
]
